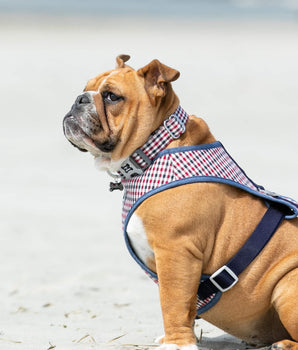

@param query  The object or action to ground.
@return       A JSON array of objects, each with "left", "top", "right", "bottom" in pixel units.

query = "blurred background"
[{"left": 0, "top": 1, "right": 297, "bottom": 349}]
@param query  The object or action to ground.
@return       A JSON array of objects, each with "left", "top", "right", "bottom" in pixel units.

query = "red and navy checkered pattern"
[
  {"left": 129, "top": 105, "right": 189, "bottom": 170},
  {"left": 122, "top": 144, "right": 258, "bottom": 224}
]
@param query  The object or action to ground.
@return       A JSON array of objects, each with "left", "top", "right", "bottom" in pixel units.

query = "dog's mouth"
[
  {"left": 63, "top": 90, "right": 121, "bottom": 164},
  {"left": 63, "top": 111, "right": 117, "bottom": 156},
  {"left": 63, "top": 113, "right": 95, "bottom": 153}
]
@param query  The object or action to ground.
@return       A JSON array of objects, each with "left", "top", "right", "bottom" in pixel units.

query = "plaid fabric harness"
[{"left": 119, "top": 107, "right": 298, "bottom": 315}]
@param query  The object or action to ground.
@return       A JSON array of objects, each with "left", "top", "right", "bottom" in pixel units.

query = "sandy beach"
[{"left": 0, "top": 10, "right": 297, "bottom": 350}]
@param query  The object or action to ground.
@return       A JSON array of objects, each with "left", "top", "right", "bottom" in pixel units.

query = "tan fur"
[{"left": 64, "top": 55, "right": 298, "bottom": 349}]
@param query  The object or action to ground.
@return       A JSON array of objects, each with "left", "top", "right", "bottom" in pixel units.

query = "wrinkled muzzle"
[{"left": 63, "top": 91, "right": 110, "bottom": 156}]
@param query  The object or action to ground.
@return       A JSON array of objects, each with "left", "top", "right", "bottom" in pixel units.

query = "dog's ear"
[
  {"left": 137, "top": 59, "right": 180, "bottom": 99},
  {"left": 116, "top": 54, "right": 131, "bottom": 68}
]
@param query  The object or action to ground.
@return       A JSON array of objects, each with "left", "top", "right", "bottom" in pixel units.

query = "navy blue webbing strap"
[{"left": 197, "top": 204, "right": 286, "bottom": 300}]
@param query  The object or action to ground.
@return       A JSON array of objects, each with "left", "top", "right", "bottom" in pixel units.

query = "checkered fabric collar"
[{"left": 113, "top": 105, "right": 189, "bottom": 182}]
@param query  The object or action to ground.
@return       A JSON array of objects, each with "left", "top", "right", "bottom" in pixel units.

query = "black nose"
[{"left": 75, "top": 93, "right": 91, "bottom": 105}]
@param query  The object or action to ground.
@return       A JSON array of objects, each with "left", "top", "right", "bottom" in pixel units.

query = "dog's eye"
[{"left": 102, "top": 91, "right": 123, "bottom": 104}]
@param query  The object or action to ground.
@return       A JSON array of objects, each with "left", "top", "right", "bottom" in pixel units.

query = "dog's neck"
[{"left": 109, "top": 105, "right": 189, "bottom": 185}]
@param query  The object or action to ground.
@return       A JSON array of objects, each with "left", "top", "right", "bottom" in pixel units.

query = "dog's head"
[{"left": 63, "top": 55, "right": 180, "bottom": 171}]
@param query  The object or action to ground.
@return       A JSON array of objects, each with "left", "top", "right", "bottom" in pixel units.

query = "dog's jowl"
[{"left": 63, "top": 55, "right": 298, "bottom": 350}]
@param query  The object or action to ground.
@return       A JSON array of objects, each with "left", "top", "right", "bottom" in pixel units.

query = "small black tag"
[{"left": 109, "top": 182, "right": 124, "bottom": 192}]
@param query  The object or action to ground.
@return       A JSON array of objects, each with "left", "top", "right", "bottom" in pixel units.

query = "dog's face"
[{"left": 63, "top": 55, "right": 180, "bottom": 171}]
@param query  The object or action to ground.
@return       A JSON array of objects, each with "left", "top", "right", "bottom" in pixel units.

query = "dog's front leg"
[{"left": 155, "top": 244, "right": 202, "bottom": 350}]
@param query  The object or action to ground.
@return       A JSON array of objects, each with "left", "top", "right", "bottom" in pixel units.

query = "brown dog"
[{"left": 63, "top": 55, "right": 298, "bottom": 350}]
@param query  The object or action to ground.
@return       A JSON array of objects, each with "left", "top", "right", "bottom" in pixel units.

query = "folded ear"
[
  {"left": 137, "top": 59, "right": 180, "bottom": 99},
  {"left": 116, "top": 54, "right": 131, "bottom": 68}
]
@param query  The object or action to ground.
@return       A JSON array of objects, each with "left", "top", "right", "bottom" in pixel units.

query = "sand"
[{"left": 0, "top": 13, "right": 297, "bottom": 350}]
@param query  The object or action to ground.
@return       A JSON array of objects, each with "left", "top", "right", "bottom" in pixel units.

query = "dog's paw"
[
  {"left": 269, "top": 339, "right": 298, "bottom": 350},
  {"left": 269, "top": 340, "right": 298, "bottom": 350},
  {"left": 155, "top": 334, "right": 165, "bottom": 344},
  {"left": 270, "top": 345, "right": 283, "bottom": 350},
  {"left": 157, "top": 344, "right": 198, "bottom": 350}
]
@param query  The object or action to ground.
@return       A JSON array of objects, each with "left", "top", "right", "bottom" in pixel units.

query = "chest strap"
[{"left": 197, "top": 204, "right": 285, "bottom": 302}]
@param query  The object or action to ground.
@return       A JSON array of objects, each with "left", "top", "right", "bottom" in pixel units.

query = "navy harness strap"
[{"left": 197, "top": 204, "right": 286, "bottom": 300}]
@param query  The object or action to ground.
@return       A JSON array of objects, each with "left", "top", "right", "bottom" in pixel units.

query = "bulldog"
[{"left": 63, "top": 55, "right": 298, "bottom": 350}]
